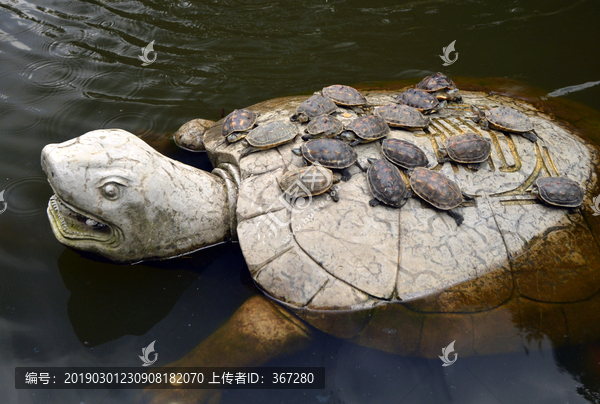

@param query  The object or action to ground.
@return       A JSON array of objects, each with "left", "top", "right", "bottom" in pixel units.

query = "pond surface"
[{"left": 1, "top": 0, "right": 600, "bottom": 403}]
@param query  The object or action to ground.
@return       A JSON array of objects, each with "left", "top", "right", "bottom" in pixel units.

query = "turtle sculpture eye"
[{"left": 101, "top": 183, "right": 121, "bottom": 200}]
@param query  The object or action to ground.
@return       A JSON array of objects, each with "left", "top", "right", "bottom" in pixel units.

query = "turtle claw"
[
  {"left": 369, "top": 198, "right": 380, "bottom": 207},
  {"left": 521, "top": 131, "right": 538, "bottom": 143},
  {"left": 447, "top": 209, "right": 464, "bottom": 226},
  {"left": 341, "top": 168, "right": 352, "bottom": 181}
]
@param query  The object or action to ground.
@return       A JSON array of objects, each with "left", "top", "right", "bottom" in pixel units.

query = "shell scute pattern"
[
  {"left": 445, "top": 133, "right": 491, "bottom": 163},
  {"left": 395, "top": 88, "right": 440, "bottom": 113},
  {"left": 410, "top": 167, "right": 462, "bottom": 210},
  {"left": 347, "top": 115, "right": 390, "bottom": 141},
  {"left": 536, "top": 177, "right": 584, "bottom": 208},
  {"left": 301, "top": 139, "right": 357, "bottom": 169},
  {"left": 322, "top": 85, "right": 367, "bottom": 106},
  {"left": 382, "top": 139, "right": 429, "bottom": 169},
  {"left": 486, "top": 107, "right": 534, "bottom": 133},
  {"left": 221, "top": 109, "right": 257, "bottom": 136},
  {"left": 368, "top": 159, "right": 409, "bottom": 208},
  {"left": 376, "top": 104, "right": 429, "bottom": 129},
  {"left": 245, "top": 121, "right": 297, "bottom": 147}
]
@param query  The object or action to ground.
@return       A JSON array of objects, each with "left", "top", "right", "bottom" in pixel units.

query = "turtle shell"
[
  {"left": 301, "top": 138, "right": 357, "bottom": 169},
  {"left": 245, "top": 121, "right": 298, "bottom": 148},
  {"left": 381, "top": 138, "right": 429, "bottom": 169},
  {"left": 278, "top": 165, "right": 334, "bottom": 197},
  {"left": 376, "top": 104, "right": 430, "bottom": 129},
  {"left": 305, "top": 115, "right": 344, "bottom": 138},
  {"left": 535, "top": 177, "right": 584, "bottom": 208},
  {"left": 322, "top": 85, "right": 367, "bottom": 106},
  {"left": 445, "top": 133, "right": 491, "bottom": 164},
  {"left": 367, "top": 159, "right": 409, "bottom": 208},
  {"left": 395, "top": 88, "right": 441, "bottom": 113},
  {"left": 410, "top": 167, "right": 462, "bottom": 210},
  {"left": 346, "top": 115, "right": 390, "bottom": 141},
  {"left": 294, "top": 95, "right": 337, "bottom": 122},
  {"left": 416, "top": 72, "right": 457, "bottom": 92},
  {"left": 485, "top": 107, "right": 534, "bottom": 133},
  {"left": 221, "top": 109, "right": 258, "bottom": 137}
]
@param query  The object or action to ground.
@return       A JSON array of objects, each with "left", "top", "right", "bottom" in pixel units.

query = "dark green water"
[{"left": 1, "top": 0, "right": 600, "bottom": 403}]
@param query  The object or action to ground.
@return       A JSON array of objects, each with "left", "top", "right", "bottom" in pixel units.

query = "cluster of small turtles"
[{"left": 221, "top": 73, "right": 585, "bottom": 226}]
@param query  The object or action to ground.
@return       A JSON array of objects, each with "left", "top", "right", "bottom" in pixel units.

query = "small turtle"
[
  {"left": 367, "top": 159, "right": 410, "bottom": 208},
  {"left": 302, "top": 115, "right": 344, "bottom": 140},
  {"left": 240, "top": 121, "right": 298, "bottom": 158},
  {"left": 278, "top": 165, "right": 340, "bottom": 202},
  {"left": 381, "top": 138, "right": 429, "bottom": 170},
  {"left": 322, "top": 85, "right": 367, "bottom": 107},
  {"left": 340, "top": 115, "right": 390, "bottom": 146},
  {"left": 376, "top": 104, "right": 430, "bottom": 130},
  {"left": 416, "top": 72, "right": 461, "bottom": 101},
  {"left": 291, "top": 94, "right": 337, "bottom": 123},
  {"left": 409, "top": 167, "right": 474, "bottom": 226},
  {"left": 531, "top": 177, "right": 584, "bottom": 208},
  {"left": 439, "top": 133, "right": 492, "bottom": 171},
  {"left": 471, "top": 106, "right": 537, "bottom": 142},
  {"left": 292, "top": 138, "right": 358, "bottom": 181},
  {"left": 395, "top": 88, "right": 446, "bottom": 114},
  {"left": 222, "top": 109, "right": 259, "bottom": 143}
]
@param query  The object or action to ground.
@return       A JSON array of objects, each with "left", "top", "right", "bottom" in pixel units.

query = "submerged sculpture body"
[{"left": 42, "top": 90, "right": 600, "bottom": 402}]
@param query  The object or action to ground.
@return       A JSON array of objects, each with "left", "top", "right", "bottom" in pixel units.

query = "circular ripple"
[
  {"left": 0, "top": 105, "right": 46, "bottom": 137},
  {"left": 20, "top": 59, "right": 81, "bottom": 90},
  {"left": 99, "top": 110, "right": 160, "bottom": 137},
  {"left": 1, "top": 177, "right": 53, "bottom": 218}
]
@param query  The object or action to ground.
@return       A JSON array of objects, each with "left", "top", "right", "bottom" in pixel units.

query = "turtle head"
[
  {"left": 291, "top": 147, "right": 303, "bottom": 157},
  {"left": 41, "top": 129, "right": 232, "bottom": 263},
  {"left": 340, "top": 131, "right": 357, "bottom": 142}
]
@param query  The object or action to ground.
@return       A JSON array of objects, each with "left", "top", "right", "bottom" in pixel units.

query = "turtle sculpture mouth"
[{"left": 47, "top": 193, "right": 119, "bottom": 245}]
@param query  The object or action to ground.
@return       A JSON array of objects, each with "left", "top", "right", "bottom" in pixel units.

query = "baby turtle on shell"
[
  {"left": 409, "top": 167, "right": 475, "bottom": 226},
  {"left": 531, "top": 177, "right": 584, "bottom": 208},
  {"left": 366, "top": 159, "right": 410, "bottom": 208},
  {"left": 340, "top": 115, "right": 390, "bottom": 146},
  {"left": 322, "top": 84, "right": 367, "bottom": 107},
  {"left": 395, "top": 88, "right": 445, "bottom": 114},
  {"left": 222, "top": 109, "right": 259, "bottom": 143},
  {"left": 292, "top": 138, "right": 358, "bottom": 181},
  {"left": 240, "top": 121, "right": 298, "bottom": 158},
  {"left": 302, "top": 115, "right": 344, "bottom": 140},
  {"left": 376, "top": 104, "right": 430, "bottom": 130},
  {"left": 471, "top": 106, "right": 538, "bottom": 142},
  {"left": 381, "top": 138, "right": 429, "bottom": 171},
  {"left": 278, "top": 165, "right": 340, "bottom": 202},
  {"left": 439, "top": 133, "right": 492, "bottom": 171},
  {"left": 291, "top": 94, "right": 337, "bottom": 123},
  {"left": 416, "top": 72, "right": 461, "bottom": 101}
]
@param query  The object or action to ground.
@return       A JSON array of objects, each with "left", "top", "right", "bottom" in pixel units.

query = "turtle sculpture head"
[{"left": 41, "top": 129, "right": 232, "bottom": 263}]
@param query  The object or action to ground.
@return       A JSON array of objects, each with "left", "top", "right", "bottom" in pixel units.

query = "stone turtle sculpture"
[{"left": 42, "top": 90, "right": 600, "bottom": 404}]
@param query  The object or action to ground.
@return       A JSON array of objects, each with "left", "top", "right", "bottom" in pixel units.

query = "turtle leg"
[
  {"left": 239, "top": 146, "right": 260, "bottom": 158},
  {"left": 466, "top": 162, "right": 481, "bottom": 171},
  {"left": 447, "top": 209, "right": 464, "bottom": 226},
  {"left": 461, "top": 191, "right": 478, "bottom": 200},
  {"left": 141, "top": 296, "right": 312, "bottom": 404},
  {"left": 350, "top": 139, "right": 362, "bottom": 147},
  {"left": 437, "top": 147, "right": 451, "bottom": 164},
  {"left": 341, "top": 167, "right": 352, "bottom": 181},
  {"left": 521, "top": 130, "right": 538, "bottom": 143},
  {"left": 301, "top": 133, "right": 313, "bottom": 141},
  {"left": 398, "top": 194, "right": 411, "bottom": 208},
  {"left": 369, "top": 198, "right": 380, "bottom": 207}
]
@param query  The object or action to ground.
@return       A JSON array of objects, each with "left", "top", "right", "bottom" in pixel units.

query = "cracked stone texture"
[{"left": 205, "top": 91, "right": 600, "bottom": 316}]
